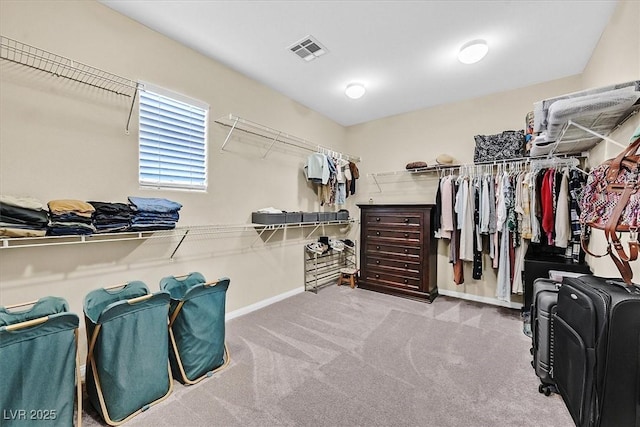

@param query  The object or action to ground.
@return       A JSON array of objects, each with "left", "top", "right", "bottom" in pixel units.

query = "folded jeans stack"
[
  {"left": 128, "top": 196, "right": 182, "bottom": 231},
  {"left": 88, "top": 201, "right": 134, "bottom": 233},
  {"left": 47, "top": 199, "right": 96, "bottom": 236},
  {"left": 0, "top": 195, "right": 49, "bottom": 238}
]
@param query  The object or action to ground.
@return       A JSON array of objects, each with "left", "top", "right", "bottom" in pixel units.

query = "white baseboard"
[
  {"left": 225, "top": 286, "right": 305, "bottom": 321},
  {"left": 438, "top": 289, "right": 523, "bottom": 310}
]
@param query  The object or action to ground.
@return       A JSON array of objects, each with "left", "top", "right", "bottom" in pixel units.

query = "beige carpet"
[{"left": 83, "top": 285, "right": 574, "bottom": 427}]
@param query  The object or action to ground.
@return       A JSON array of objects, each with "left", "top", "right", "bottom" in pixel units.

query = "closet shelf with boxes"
[
  {"left": 0, "top": 35, "right": 141, "bottom": 133},
  {"left": 215, "top": 114, "right": 361, "bottom": 162},
  {"left": 0, "top": 220, "right": 357, "bottom": 255}
]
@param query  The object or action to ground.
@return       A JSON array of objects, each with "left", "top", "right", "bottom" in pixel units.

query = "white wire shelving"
[
  {"left": 0, "top": 219, "right": 357, "bottom": 258},
  {"left": 0, "top": 35, "right": 141, "bottom": 133},
  {"left": 215, "top": 114, "right": 361, "bottom": 163}
]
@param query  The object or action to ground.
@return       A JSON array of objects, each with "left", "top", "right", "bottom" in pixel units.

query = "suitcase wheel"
[{"left": 538, "top": 384, "right": 555, "bottom": 396}]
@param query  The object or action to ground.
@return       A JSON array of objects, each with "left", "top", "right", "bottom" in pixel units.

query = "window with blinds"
[{"left": 138, "top": 83, "right": 208, "bottom": 191}]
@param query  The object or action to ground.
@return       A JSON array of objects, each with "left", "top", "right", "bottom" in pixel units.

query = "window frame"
[{"left": 138, "top": 81, "right": 209, "bottom": 191}]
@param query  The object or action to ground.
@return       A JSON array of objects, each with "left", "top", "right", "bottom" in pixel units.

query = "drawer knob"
[
  {"left": 376, "top": 260, "right": 380, "bottom": 264},
  {"left": 376, "top": 246, "right": 380, "bottom": 250},
  {"left": 376, "top": 231, "right": 380, "bottom": 236},
  {"left": 404, "top": 264, "right": 408, "bottom": 269},
  {"left": 404, "top": 233, "right": 409, "bottom": 238},
  {"left": 404, "top": 218, "right": 409, "bottom": 223},
  {"left": 376, "top": 217, "right": 381, "bottom": 221},
  {"left": 404, "top": 249, "right": 408, "bottom": 254},
  {"left": 375, "top": 274, "right": 380, "bottom": 279},
  {"left": 404, "top": 279, "right": 408, "bottom": 284}
]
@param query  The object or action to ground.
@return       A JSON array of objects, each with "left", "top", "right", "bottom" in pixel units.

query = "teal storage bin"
[
  {"left": 0, "top": 297, "right": 81, "bottom": 427},
  {"left": 160, "top": 272, "right": 230, "bottom": 384},
  {"left": 84, "top": 281, "right": 172, "bottom": 426}
]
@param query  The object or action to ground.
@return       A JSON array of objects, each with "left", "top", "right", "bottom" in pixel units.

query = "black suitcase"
[
  {"left": 530, "top": 278, "right": 561, "bottom": 396},
  {"left": 553, "top": 275, "right": 640, "bottom": 427}
]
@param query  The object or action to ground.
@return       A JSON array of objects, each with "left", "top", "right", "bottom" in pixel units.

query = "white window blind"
[{"left": 138, "top": 83, "right": 208, "bottom": 190}]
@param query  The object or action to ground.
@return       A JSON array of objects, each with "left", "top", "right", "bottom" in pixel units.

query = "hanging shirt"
[
  {"left": 305, "top": 153, "right": 330, "bottom": 184},
  {"left": 554, "top": 168, "right": 571, "bottom": 249},
  {"left": 480, "top": 176, "right": 491, "bottom": 233},
  {"left": 529, "top": 170, "right": 541, "bottom": 243},
  {"left": 541, "top": 169, "right": 555, "bottom": 245},
  {"left": 441, "top": 176, "right": 454, "bottom": 238},
  {"left": 459, "top": 178, "right": 474, "bottom": 262}
]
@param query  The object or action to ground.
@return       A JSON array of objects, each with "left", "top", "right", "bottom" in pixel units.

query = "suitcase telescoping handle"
[{"left": 605, "top": 279, "right": 640, "bottom": 293}]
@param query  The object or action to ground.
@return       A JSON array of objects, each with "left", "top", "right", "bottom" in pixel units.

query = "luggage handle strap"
[
  {"left": 606, "top": 136, "right": 640, "bottom": 182},
  {"left": 602, "top": 175, "right": 639, "bottom": 285},
  {"left": 581, "top": 231, "right": 610, "bottom": 258},
  {"left": 604, "top": 178, "right": 640, "bottom": 263}
]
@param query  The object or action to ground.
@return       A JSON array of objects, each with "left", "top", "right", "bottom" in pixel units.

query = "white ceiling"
[{"left": 101, "top": 0, "right": 619, "bottom": 127}]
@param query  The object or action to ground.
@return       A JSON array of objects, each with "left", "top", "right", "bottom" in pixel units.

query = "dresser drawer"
[
  {"left": 367, "top": 256, "right": 421, "bottom": 275},
  {"left": 365, "top": 228, "right": 421, "bottom": 244},
  {"left": 365, "top": 242, "right": 420, "bottom": 259},
  {"left": 364, "top": 212, "right": 423, "bottom": 228},
  {"left": 366, "top": 263, "right": 422, "bottom": 280},
  {"left": 363, "top": 268, "right": 421, "bottom": 289}
]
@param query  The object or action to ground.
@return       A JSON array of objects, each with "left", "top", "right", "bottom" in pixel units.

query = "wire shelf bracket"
[{"left": 0, "top": 35, "right": 141, "bottom": 133}]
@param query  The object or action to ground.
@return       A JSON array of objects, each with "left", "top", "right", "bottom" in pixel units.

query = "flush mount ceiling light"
[
  {"left": 345, "top": 83, "right": 366, "bottom": 99},
  {"left": 458, "top": 39, "right": 489, "bottom": 64}
]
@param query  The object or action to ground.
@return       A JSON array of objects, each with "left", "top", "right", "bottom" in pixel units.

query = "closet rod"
[
  {"left": 370, "top": 153, "right": 586, "bottom": 178},
  {"left": 215, "top": 114, "right": 361, "bottom": 163},
  {"left": 368, "top": 153, "right": 587, "bottom": 192}
]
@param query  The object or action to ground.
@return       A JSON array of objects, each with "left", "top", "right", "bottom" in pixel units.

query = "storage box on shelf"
[{"left": 251, "top": 211, "right": 345, "bottom": 225}]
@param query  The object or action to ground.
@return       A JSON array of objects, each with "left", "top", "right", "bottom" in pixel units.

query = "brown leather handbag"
[{"left": 580, "top": 137, "right": 640, "bottom": 285}]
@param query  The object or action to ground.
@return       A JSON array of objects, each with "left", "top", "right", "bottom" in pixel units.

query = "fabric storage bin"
[
  {"left": 302, "top": 212, "right": 318, "bottom": 222},
  {"left": 84, "top": 281, "right": 172, "bottom": 426},
  {"left": 336, "top": 210, "right": 349, "bottom": 220},
  {"left": 0, "top": 297, "right": 82, "bottom": 427},
  {"left": 285, "top": 212, "right": 303, "bottom": 223},
  {"left": 159, "top": 273, "right": 231, "bottom": 385},
  {"left": 318, "top": 212, "right": 336, "bottom": 221},
  {"left": 251, "top": 212, "right": 286, "bottom": 224}
]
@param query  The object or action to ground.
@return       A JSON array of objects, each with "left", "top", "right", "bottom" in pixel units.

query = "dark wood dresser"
[{"left": 357, "top": 204, "right": 438, "bottom": 302}]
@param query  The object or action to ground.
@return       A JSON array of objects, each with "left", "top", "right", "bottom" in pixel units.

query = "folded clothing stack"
[
  {"left": 128, "top": 196, "right": 182, "bottom": 231},
  {"left": 47, "top": 199, "right": 96, "bottom": 236},
  {"left": 88, "top": 201, "right": 134, "bottom": 233},
  {"left": 0, "top": 195, "right": 49, "bottom": 238}
]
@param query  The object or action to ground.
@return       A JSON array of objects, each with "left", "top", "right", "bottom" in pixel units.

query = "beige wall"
[
  {"left": 1, "top": 0, "right": 638, "bottom": 355},
  {"left": 345, "top": 0, "right": 640, "bottom": 305},
  {"left": 0, "top": 0, "right": 355, "bottom": 359}
]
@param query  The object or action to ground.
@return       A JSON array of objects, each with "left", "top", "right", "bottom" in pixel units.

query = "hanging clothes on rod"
[
  {"left": 304, "top": 151, "right": 358, "bottom": 207},
  {"left": 434, "top": 155, "right": 587, "bottom": 301}
]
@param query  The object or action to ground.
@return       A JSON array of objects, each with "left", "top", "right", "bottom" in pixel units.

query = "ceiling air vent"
[{"left": 288, "top": 35, "right": 327, "bottom": 62}]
